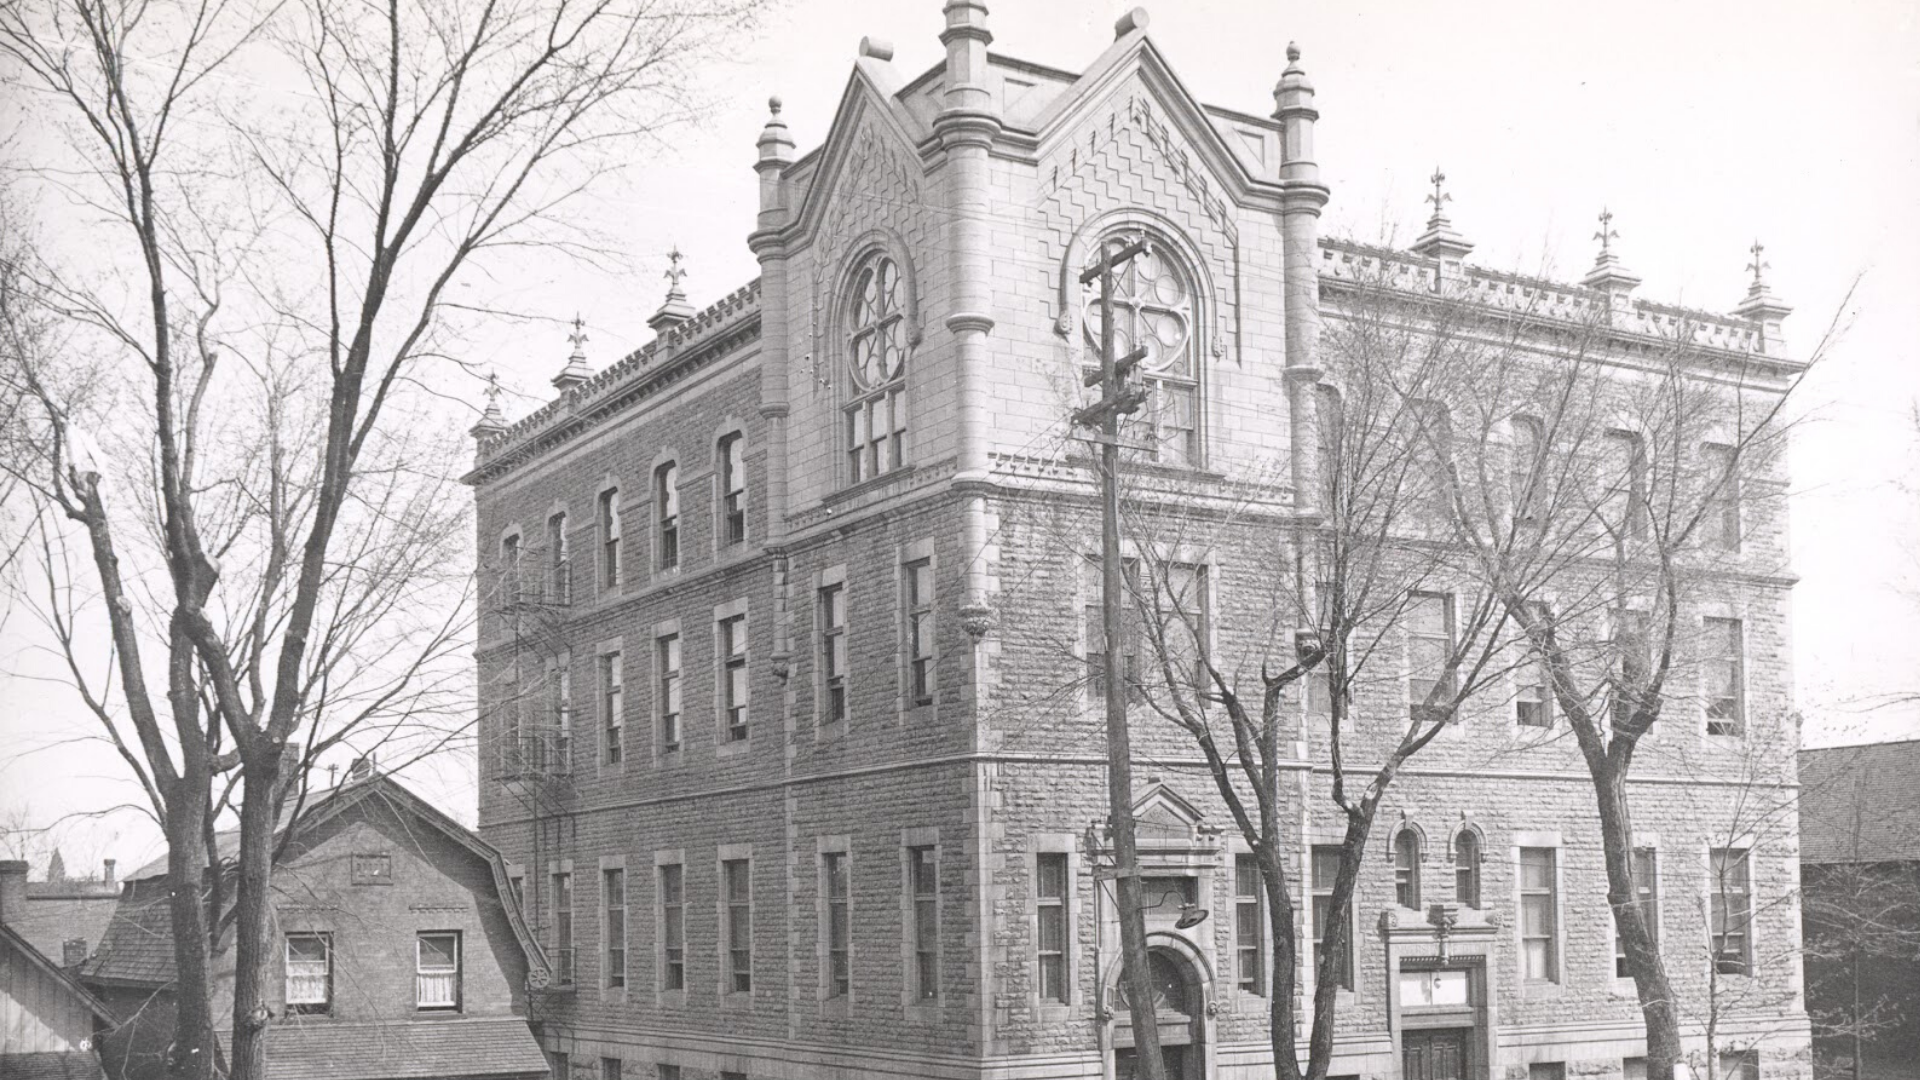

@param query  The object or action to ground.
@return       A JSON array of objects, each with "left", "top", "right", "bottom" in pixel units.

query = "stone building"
[{"left": 466, "top": 6, "right": 1808, "bottom": 1078}]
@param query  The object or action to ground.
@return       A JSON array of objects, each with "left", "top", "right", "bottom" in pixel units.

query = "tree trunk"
[
  {"left": 227, "top": 748, "right": 286, "bottom": 1080},
  {"left": 1304, "top": 806, "right": 1376, "bottom": 1080},
  {"left": 1591, "top": 760, "right": 1685, "bottom": 1078},
  {"left": 1260, "top": 835, "right": 1303, "bottom": 1080},
  {"left": 163, "top": 789, "right": 218, "bottom": 1080}
]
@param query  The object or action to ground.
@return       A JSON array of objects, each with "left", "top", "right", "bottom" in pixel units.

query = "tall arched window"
[
  {"left": 1081, "top": 234, "right": 1199, "bottom": 465},
  {"left": 846, "top": 254, "right": 909, "bottom": 483},
  {"left": 1393, "top": 828, "right": 1422, "bottom": 909},
  {"left": 1454, "top": 829, "right": 1481, "bottom": 909}
]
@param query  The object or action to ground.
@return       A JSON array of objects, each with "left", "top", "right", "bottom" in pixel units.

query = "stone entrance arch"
[{"left": 1110, "top": 942, "right": 1210, "bottom": 1080}]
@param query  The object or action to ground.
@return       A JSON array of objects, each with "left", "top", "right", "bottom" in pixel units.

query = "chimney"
[
  {"left": 62, "top": 938, "right": 89, "bottom": 967},
  {"left": 0, "top": 860, "right": 27, "bottom": 924},
  {"left": 348, "top": 755, "right": 375, "bottom": 783},
  {"left": 103, "top": 859, "right": 116, "bottom": 885}
]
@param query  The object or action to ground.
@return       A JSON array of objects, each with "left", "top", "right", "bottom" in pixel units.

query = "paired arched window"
[
  {"left": 1080, "top": 234, "right": 1200, "bottom": 465},
  {"left": 1393, "top": 828, "right": 1422, "bottom": 909},
  {"left": 846, "top": 254, "right": 909, "bottom": 483}
]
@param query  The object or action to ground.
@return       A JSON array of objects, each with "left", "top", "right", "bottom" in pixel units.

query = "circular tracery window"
[
  {"left": 850, "top": 256, "right": 907, "bottom": 390},
  {"left": 1079, "top": 235, "right": 1200, "bottom": 464}
]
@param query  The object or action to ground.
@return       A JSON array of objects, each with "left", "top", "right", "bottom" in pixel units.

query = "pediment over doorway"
[{"left": 1129, "top": 782, "right": 1221, "bottom": 847}]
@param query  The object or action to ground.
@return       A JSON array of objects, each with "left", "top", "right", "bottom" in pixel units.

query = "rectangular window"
[
  {"left": 548, "top": 512, "right": 571, "bottom": 605},
  {"left": 604, "top": 868, "right": 627, "bottom": 989},
  {"left": 848, "top": 387, "right": 907, "bottom": 483},
  {"left": 600, "top": 1059, "right": 620, "bottom": 1080},
  {"left": 501, "top": 534, "right": 523, "bottom": 604},
  {"left": 1511, "top": 416, "right": 1544, "bottom": 526},
  {"left": 658, "top": 1067, "right": 680, "bottom": 1080},
  {"left": 824, "top": 852, "right": 850, "bottom": 998},
  {"left": 1162, "top": 563, "right": 1210, "bottom": 688},
  {"left": 1310, "top": 846, "right": 1352, "bottom": 990},
  {"left": 1234, "top": 855, "right": 1264, "bottom": 995},
  {"left": 655, "top": 462, "right": 679, "bottom": 571},
  {"left": 724, "top": 858, "right": 752, "bottom": 993},
  {"left": 905, "top": 559, "right": 935, "bottom": 706},
  {"left": 1520, "top": 847, "right": 1559, "bottom": 982},
  {"left": 909, "top": 846, "right": 939, "bottom": 1000},
  {"left": 1082, "top": 557, "right": 1139, "bottom": 704},
  {"left": 820, "top": 583, "right": 847, "bottom": 724},
  {"left": 284, "top": 933, "right": 331, "bottom": 1014},
  {"left": 1407, "top": 592, "right": 1455, "bottom": 720},
  {"left": 720, "top": 434, "right": 747, "bottom": 546},
  {"left": 720, "top": 614, "right": 749, "bottom": 742},
  {"left": 1516, "top": 669, "right": 1550, "bottom": 727},
  {"left": 600, "top": 488, "right": 621, "bottom": 589},
  {"left": 1711, "top": 848, "right": 1752, "bottom": 975},
  {"left": 1703, "top": 443, "right": 1741, "bottom": 552},
  {"left": 602, "top": 652, "right": 623, "bottom": 765},
  {"left": 657, "top": 633, "right": 682, "bottom": 755},
  {"left": 415, "top": 931, "right": 461, "bottom": 1010},
  {"left": 1704, "top": 617, "right": 1745, "bottom": 736},
  {"left": 553, "top": 871, "right": 575, "bottom": 985},
  {"left": 1036, "top": 853, "right": 1069, "bottom": 1003},
  {"left": 1615, "top": 848, "right": 1659, "bottom": 978},
  {"left": 1603, "top": 430, "right": 1649, "bottom": 542},
  {"left": 351, "top": 852, "right": 392, "bottom": 885},
  {"left": 660, "top": 864, "right": 685, "bottom": 991}
]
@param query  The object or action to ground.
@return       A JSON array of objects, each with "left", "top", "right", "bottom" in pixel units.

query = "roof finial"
[
  {"left": 1425, "top": 167, "right": 1452, "bottom": 228},
  {"left": 1746, "top": 239, "right": 1769, "bottom": 287},
  {"left": 567, "top": 314, "right": 588, "bottom": 357},
  {"left": 1286, "top": 41, "right": 1301, "bottom": 65},
  {"left": 1411, "top": 165, "right": 1472, "bottom": 265},
  {"left": 552, "top": 316, "right": 594, "bottom": 391},
  {"left": 664, "top": 247, "right": 688, "bottom": 294},
  {"left": 649, "top": 248, "right": 696, "bottom": 334},
  {"left": 470, "top": 369, "right": 509, "bottom": 439},
  {"left": 1594, "top": 207, "right": 1619, "bottom": 258}
]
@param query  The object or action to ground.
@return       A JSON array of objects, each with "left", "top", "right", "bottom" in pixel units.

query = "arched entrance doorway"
[{"left": 1113, "top": 947, "right": 1206, "bottom": 1080}]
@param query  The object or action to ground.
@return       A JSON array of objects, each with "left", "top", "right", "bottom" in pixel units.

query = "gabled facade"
[
  {"left": 81, "top": 773, "right": 552, "bottom": 1080},
  {"left": 1, "top": 875, "right": 113, "bottom": 1080},
  {"left": 467, "top": 6, "right": 1808, "bottom": 1080}
]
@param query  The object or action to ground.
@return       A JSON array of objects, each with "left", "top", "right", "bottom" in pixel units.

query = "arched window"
[
  {"left": 1081, "top": 234, "right": 1199, "bottom": 465},
  {"left": 654, "top": 463, "right": 679, "bottom": 571},
  {"left": 1394, "top": 828, "right": 1422, "bottom": 909},
  {"left": 718, "top": 433, "right": 746, "bottom": 546},
  {"left": 846, "top": 255, "right": 909, "bottom": 483},
  {"left": 1454, "top": 829, "right": 1481, "bottom": 909},
  {"left": 1511, "top": 415, "right": 1544, "bottom": 527}
]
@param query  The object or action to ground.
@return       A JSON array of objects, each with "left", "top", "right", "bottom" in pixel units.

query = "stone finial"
[
  {"left": 1272, "top": 42, "right": 1319, "bottom": 186},
  {"left": 1114, "top": 7, "right": 1150, "bottom": 39},
  {"left": 937, "top": 0, "right": 998, "bottom": 126},
  {"left": 1732, "top": 238, "right": 1792, "bottom": 354},
  {"left": 1410, "top": 165, "right": 1473, "bottom": 266},
  {"left": 648, "top": 248, "right": 696, "bottom": 334},
  {"left": 1581, "top": 206, "right": 1641, "bottom": 303},
  {"left": 551, "top": 315, "right": 594, "bottom": 390},
  {"left": 858, "top": 36, "right": 894, "bottom": 61},
  {"left": 754, "top": 96, "right": 796, "bottom": 229},
  {"left": 469, "top": 370, "right": 508, "bottom": 439},
  {"left": 757, "top": 96, "right": 795, "bottom": 167}
]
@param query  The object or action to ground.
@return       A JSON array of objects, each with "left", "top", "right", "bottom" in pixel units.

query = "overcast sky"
[{"left": 3, "top": 0, "right": 1915, "bottom": 870}]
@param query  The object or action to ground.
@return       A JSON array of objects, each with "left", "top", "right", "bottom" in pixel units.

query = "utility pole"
[{"left": 1074, "top": 234, "right": 1164, "bottom": 1079}]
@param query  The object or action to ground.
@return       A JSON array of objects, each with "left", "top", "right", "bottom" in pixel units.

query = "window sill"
[
  {"left": 826, "top": 465, "right": 917, "bottom": 506},
  {"left": 821, "top": 994, "right": 852, "bottom": 1018},
  {"left": 720, "top": 989, "right": 755, "bottom": 1010},
  {"left": 1036, "top": 1002, "right": 1072, "bottom": 1024},
  {"left": 656, "top": 987, "right": 687, "bottom": 1008},
  {"left": 1521, "top": 978, "right": 1566, "bottom": 999},
  {"left": 655, "top": 748, "right": 684, "bottom": 767},
  {"left": 717, "top": 738, "right": 752, "bottom": 759},
  {"left": 904, "top": 999, "right": 946, "bottom": 1023},
  {"left": 817, "top": 717, "right": 848, "bottom": 743}
]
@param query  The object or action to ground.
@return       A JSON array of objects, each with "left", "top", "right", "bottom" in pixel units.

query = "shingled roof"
[
  {"left": 1799, "top": 738, "right": 1920, "bottom": 865},
  {"left": 215, "top": 1017, "right": 548, "bottom": 1080}
]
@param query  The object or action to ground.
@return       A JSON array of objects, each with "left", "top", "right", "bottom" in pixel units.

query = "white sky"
[{"left": 3, "top": 0, "right": 1916, "bottom": 868}]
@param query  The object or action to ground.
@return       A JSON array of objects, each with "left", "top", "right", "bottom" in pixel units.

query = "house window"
[
  {"left": 908, "top": 845, "right": 939, "bottom": 999},
  {"left": 656, "top": 633, "right": 682, "bottom": 756},
  {"left": 824, "top": 852, "right": 850, "bottom": 998},
  {"left": 1036, "top": 853, "right": 1069, "bottom": 1003},
  {"left": 1703, "top": 443, "right": 1740, "bottom": 551},
  {"left": 284, "top": 933, "right": 331, "bottom": 1014},
  {"left": 1407, "top": 592, "right": 1455, "bottom": 720},
  {"left": 659, "top": 863, "right": 685, "bottom": 990},
  {"left": 548, "top": 512, "right": 571, "bottom": 604},
  {"left": 820, "top": 583, "right": 847, "bottom": 725},
  {"left": 1603, "top": 429, "right": 1649, "bottom": 542},
  {"left": 1615, "top": 847, "right": 1658, "bottom": 978},
  {"left": 1611, "top": 609, "right": 1651, "bottom": 729},
  {"left": 1704, "top": 617, "right": 1745, "bottom": 736},
  {"left": 724, "top": 858, "right": 752, "bottom": 993},
  {"left": 600, "top": 1059, "right": 620, "bottom": 1080},
  {"left": 1234, "top": 854, "right": 1263, "bottom": 995},
  {"left": 1711, "top": 848, "right": 1752, "bottom": 976},
  {"left": 720, "top": 614, "right": 749, "bottom": 742},
  {"left": 1454, "top": 831, "right": 1481, "bottom": 908},
  {"left": 1516, "top": 658, "right": 1550, "bottom": 728},
  {"left": 658, "top": 1067, "right": 680, "bottom": 1080},
  {"left": 1394, "top": 829, "right": 1422, "bottom": 909},
  {"left": 1511, "top": 415, "right": 1544, "bottom": 526},
  {"left": 602, "top": 652, "right": 623, "bottom": 766},
  {"left": 415, "top": 931, "right": 461, "bottom": 1010},
  {"left": 1520, "top": 847, "right": 1559, "bottom": 982},
  {"left": 654, "top": 463, "right": 679, "bottom": 571},
  {"left": 1082, "top": 557, "right": 1140, "bottom": 704},
  {"left": 552, "top": 871, "right": 575, "bottom": 985},
  {"left": 599, "top": 488, "right": 621, "bottom": 589},
  {"left": 846, "top": 254, "right": 909, "bottom": 483},
  {"left": 905, "top": 559, "right": 935, "bottom": 707},
  {"left": 604, "top": 868, "right": 626, "bottom": 989},
  {"left": 1310, "top": 845, "right": 1352, "bottom": 990},
  {"left": 550, "top": 1052, "right": 571, "bottom": 1080},
  {"left": 1413, "top": 400, "right": 1455, "bottom": 524},
  {"left": 1161, "top": 563, "right": 1210, "bottom": 689},
  {"left": 351, "top": 852, "right": 392, "bottom": 885},
  {"left": 719, "top": 433, "right": 747, "bottom": 546},
  {"left": 1081, "top": 234, "right": 1199, "bottom": 464},
  {"left": 551, "top": 659, "right": 572, "bottom": 772}
]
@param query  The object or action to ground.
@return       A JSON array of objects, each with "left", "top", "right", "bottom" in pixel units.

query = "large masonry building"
[{"left": 467, "top": 7, "right": 1807, "bottom": 1079}]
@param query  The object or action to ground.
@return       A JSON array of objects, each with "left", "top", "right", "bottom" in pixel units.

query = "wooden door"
[{"left": 1402, "top": 1028, "right": 1469, "bottom": 1080}]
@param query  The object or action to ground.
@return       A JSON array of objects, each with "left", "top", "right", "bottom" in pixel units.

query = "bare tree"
[{"left": 0, "top": 1, "right": 766, "bottom": 1077}]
